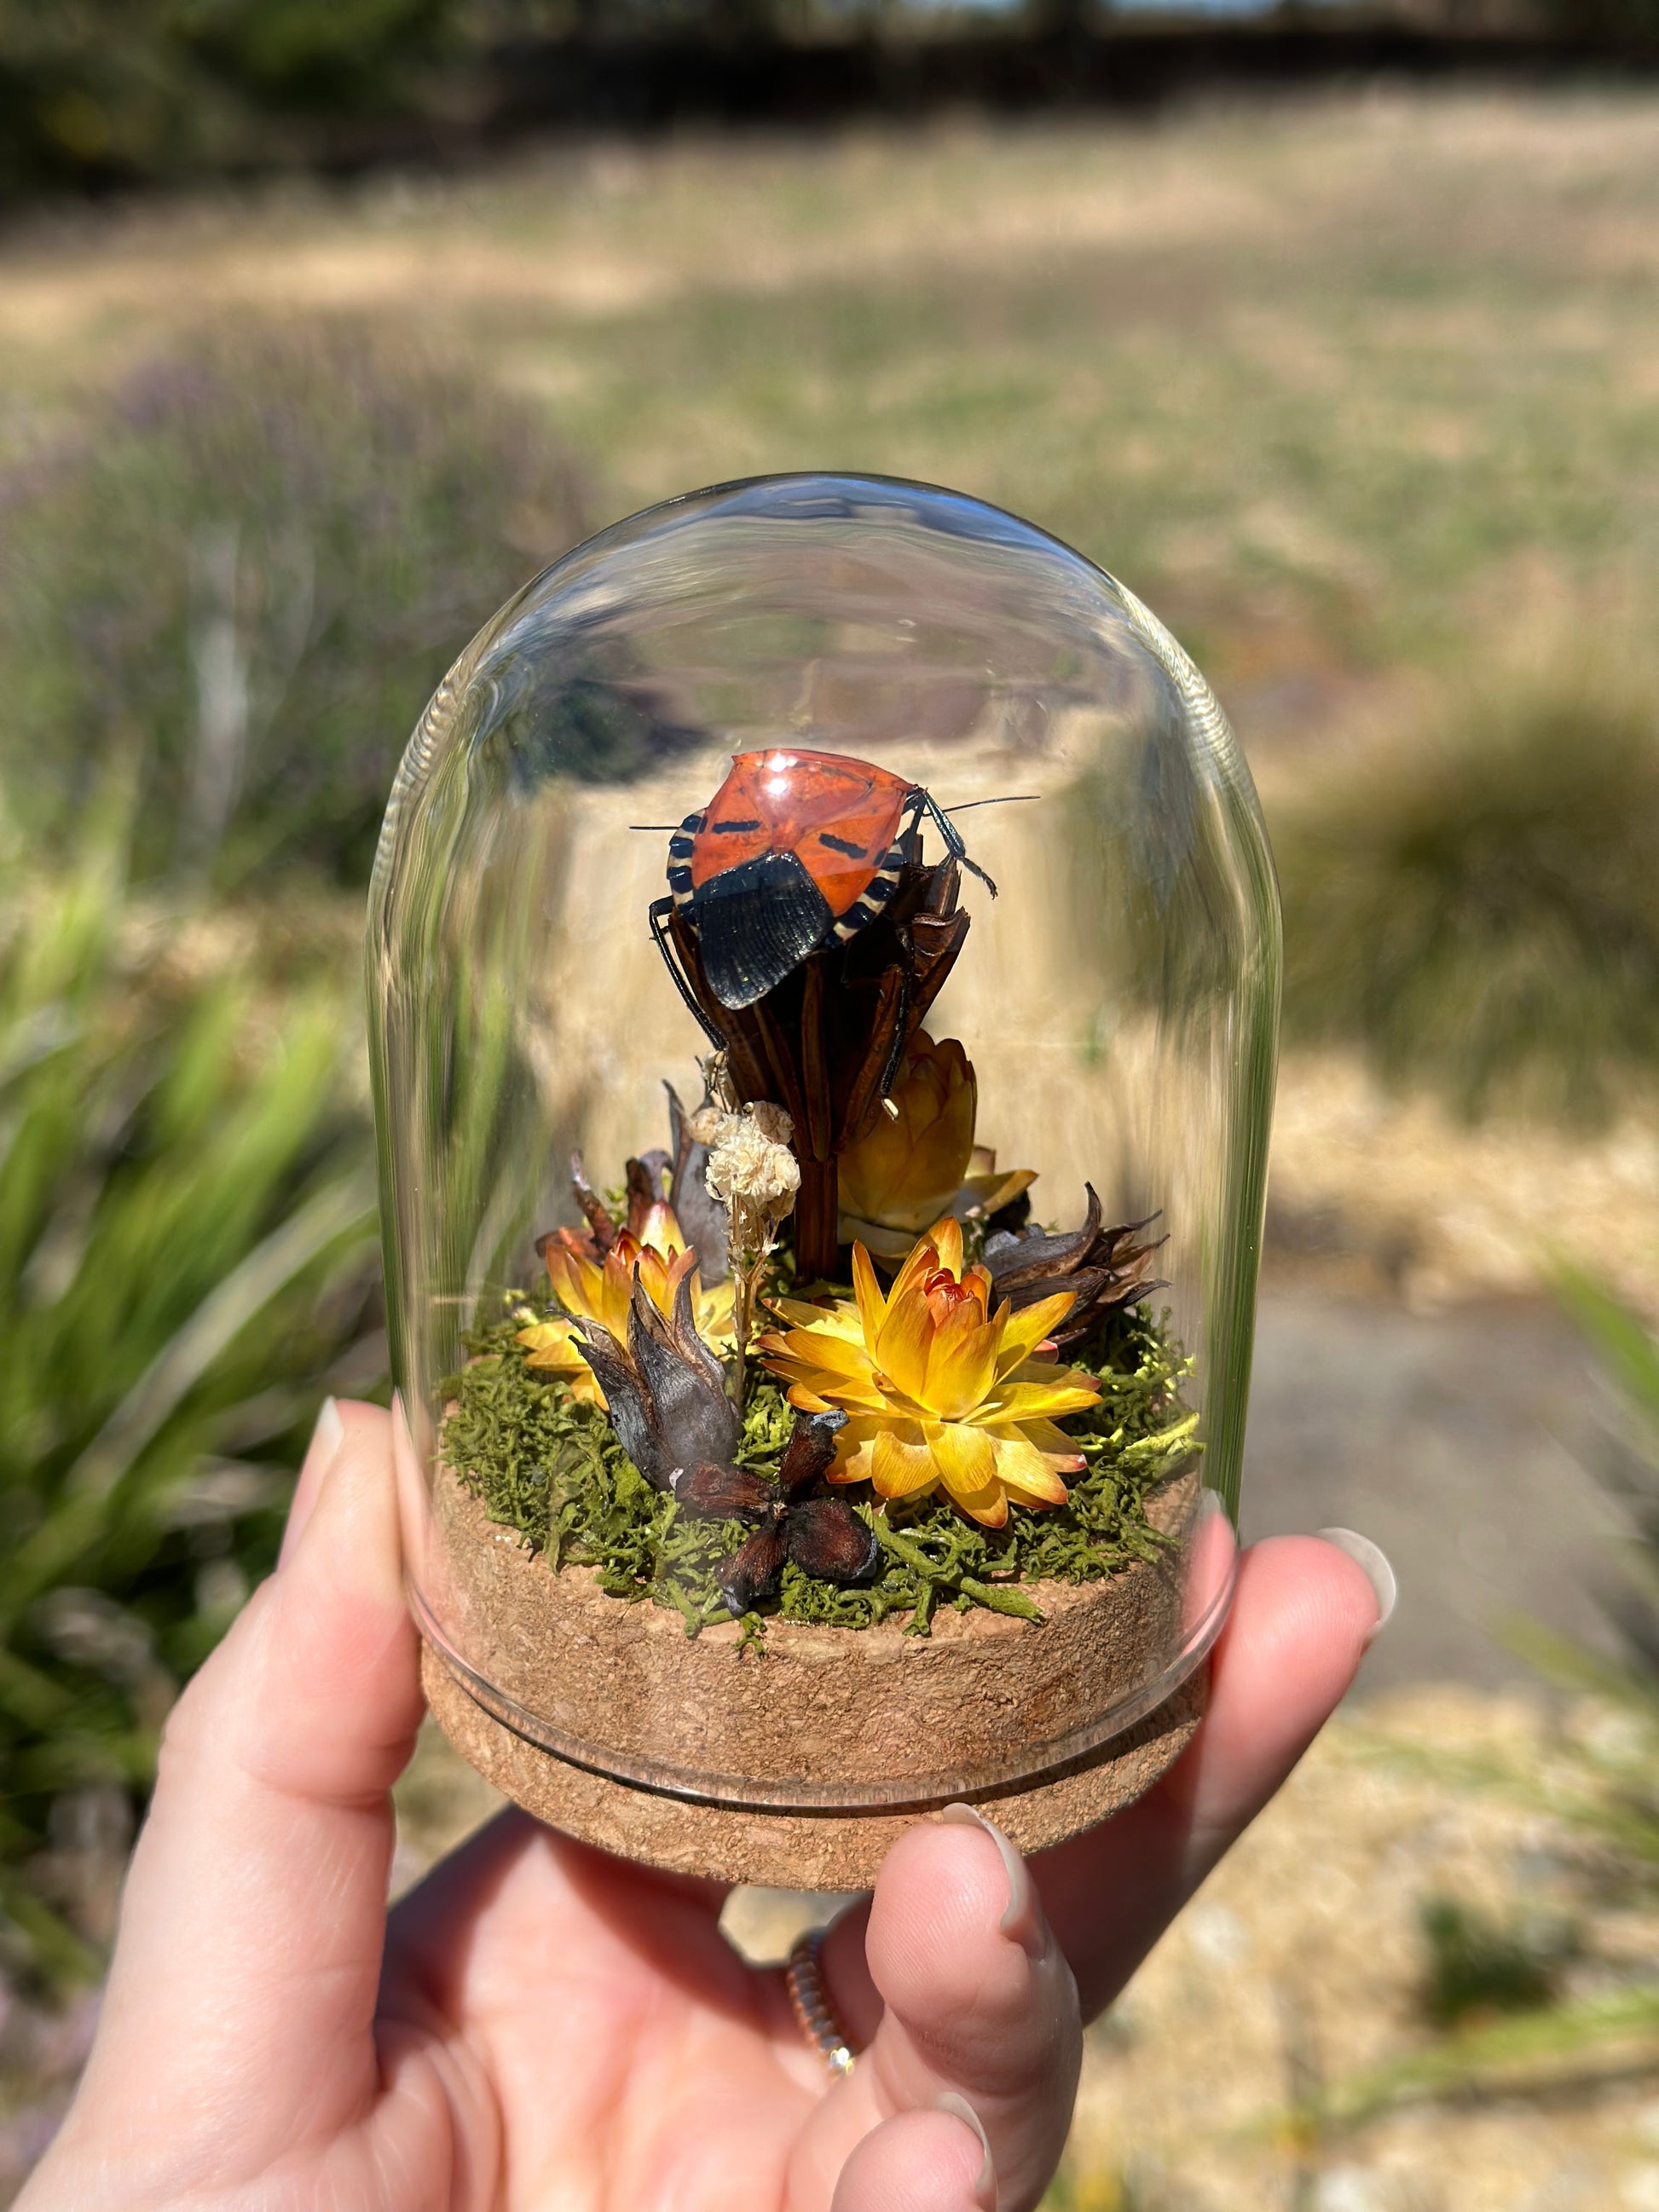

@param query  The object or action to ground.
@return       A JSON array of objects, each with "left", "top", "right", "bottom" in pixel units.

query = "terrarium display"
[{"left": 368, "top": 474, "right": 1280, "bottom": 1886}]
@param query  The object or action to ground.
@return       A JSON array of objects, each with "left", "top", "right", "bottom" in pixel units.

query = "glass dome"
[{"left": 367, "top": 473, "right": 1280, "bottom": 1880}]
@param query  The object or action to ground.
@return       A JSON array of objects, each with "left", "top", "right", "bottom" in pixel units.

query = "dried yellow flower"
[
  {"left": 836, "top": 1032, "right": 1035, "bottom": 1259},
  {"left": 758, "top": 1216, "right": 1100, "bottom": 1529},
  {"left": 517, "top": 1202, "right": 734, "bottom": 1407}
]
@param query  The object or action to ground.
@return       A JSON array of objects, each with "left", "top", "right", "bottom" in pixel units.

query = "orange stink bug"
[{"left": 649, "top": 747, "right": 997, "bottom": 1014}]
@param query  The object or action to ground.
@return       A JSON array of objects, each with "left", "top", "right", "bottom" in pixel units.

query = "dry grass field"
[
  {"left": 4, "top": 90, "right": 1656, "bottom": 702},
  {"left": 6, "top": 85, "right": 1658, "bottom": 1299}
]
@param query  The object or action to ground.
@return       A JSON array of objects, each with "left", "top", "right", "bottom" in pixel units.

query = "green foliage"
[
  {"left": 1276, "top": 673, "right": 1659, "bottom": 1124},
  {"left": 0, "top": 0, "right": 464, "bottom": 193},
  {"left": 442, "top": 1302, "right": 1192, "bottom": 1636},
  {"left": 1416, "top": 1897, "right": 1573, "bottom": 2029},
  {"left": 1293, "top": 1985, "right": 1659, "bottom": 2138},
  {"left": 1306, "top": 1272, "right": 1659, "bottom": 2127},
  {"left": 0, "top": 320, "right": 587, "bottom": 887},
  {"left": 4, "top": 0, "right": 1658, "bottom": 204},
  {"left": 1543, "top": 0, "right": 1659, "bottom": 45},
  {"left": 174, "top": 0, "right": 458, "bottom": 113},
  {"left": 1039, "top": 2169, "right": 1164, "bottom": 2212},
  {"left": 0, "top": 799, "right": 379, "bottom": 1981},
  {"left": 442, "top": 1345, "right": 756, "bottom": 1637},
  {"left": 0, "top": 0, "right": 858, "bottom": 196},
  {"left": 1555, "top": 1263, "right": 1659, "bottom": 1690}
]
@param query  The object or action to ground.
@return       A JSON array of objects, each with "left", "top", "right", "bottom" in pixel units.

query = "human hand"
[{"left": 21, "top": 1401, "right": 1384, "bottom": 2212}]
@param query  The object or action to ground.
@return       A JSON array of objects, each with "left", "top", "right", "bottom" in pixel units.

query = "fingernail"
[
  {"left": 313, "top": 1395, "right": 345, "bottom": 1470},
  {"left": 1317, "top": 1528, "right": 1397, "bottom": 1645},
  {"left": 280, "top": 1397, "right": 347, "bottom": 1568},
  {"left": 941, "top": 1802, "right": 1044, "bottom": 1961},
  {"left": 934, "top": 2092, "right": 997, "bottom": 2211}
]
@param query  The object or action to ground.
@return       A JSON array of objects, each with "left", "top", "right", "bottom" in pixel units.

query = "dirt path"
[{"left": 1246, "top": 1285, "right": 1626, "bottom": 1697}]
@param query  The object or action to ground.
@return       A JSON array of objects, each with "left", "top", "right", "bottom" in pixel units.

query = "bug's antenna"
[
  {"left": 942, "top": 796, "right": 1038, "bottom": 815},
  {"left": 629, "top": 824, "right": 683, "bottom": 831}
]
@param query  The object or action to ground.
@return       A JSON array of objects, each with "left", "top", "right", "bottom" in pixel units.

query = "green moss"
[{"left": 441, "top": 1305, "right": 1197, "bottom": 1639}]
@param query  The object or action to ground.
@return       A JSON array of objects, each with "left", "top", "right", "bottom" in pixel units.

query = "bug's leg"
[
  {"left": 918, "top": 790, "right": 997, "bottom": 898},
  {"left": 650, "top": 897, "right": 726, "bottom": 1049},
  {"left": 875, "top": 934, "right": 916, "bottom": 1104}
]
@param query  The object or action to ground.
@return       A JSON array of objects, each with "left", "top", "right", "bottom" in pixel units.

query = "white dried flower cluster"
[
  {"left": 696, "top": 1102, "right": 800, "bottom": 1222},
  {"left": 686, "top": 1092, "right": 799, "bottom": 1391}
]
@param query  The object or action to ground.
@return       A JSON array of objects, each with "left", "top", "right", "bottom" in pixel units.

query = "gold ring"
[{"left": 785, "top": 1927, "right": 858, "bottom": 2079}]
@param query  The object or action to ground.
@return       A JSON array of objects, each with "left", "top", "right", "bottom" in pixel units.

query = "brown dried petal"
[
  {"left": 569, "top": 1151, "right": 619, "bottom": 1256},
  {"left": 666, "top": 1081, "right": 731, "bottom": 1285},
  {"left": 720, "top": 1520, "right": 791, "bottom": 1614},
  {"left": 1106, "top": 1227, "right": 1157, "bottom": 1270},
  {"left": 984, "top": 1184, "right": 1105, "bottom": 1292},
  {"left": 986, "top": 1187, "right": 1169, "bottom": 1349},
  {"left": 624, "top": 1152, "right": 671, "bottom": 1238},
  {"left": 628, "top": 1276, "right": 738, "bottom": 1478},
  {"left": 777, "top": 1407, "right": 848, "bottom": 1498},
  {"left": 569, "top": 1318, "right": 660, "bottom": 1484},
  {"left": 536, "top": 1224, "right": 600, "bottom": 1272},
  {"left": 571, "top": 1273, "right": 740, "bottom": 1494},
  {"left": 1049, "top": 1277, "right": 1167, "bottom": 1349},
  {"left": 785, "top": 1498, "right": 882, "bottom": 1586},
  {"left": 672, "top": 1462, "right": 773, "bottom": 1517},
  {"left": 1003, "top": 1263, "right": 1118, "bottom": 1315}
]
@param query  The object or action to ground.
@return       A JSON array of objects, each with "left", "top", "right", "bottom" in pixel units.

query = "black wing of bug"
[{"left": 691, "top": 851, "right": 833, "bottom": 1009}]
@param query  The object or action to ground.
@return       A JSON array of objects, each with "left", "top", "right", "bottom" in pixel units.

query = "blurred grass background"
[{"left": 1, "top": 65, "right": 1658, "bottom": 2209}]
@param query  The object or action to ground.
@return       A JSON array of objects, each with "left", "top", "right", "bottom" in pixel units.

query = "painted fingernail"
[
  {"left": 280, "top": 1397, "right": 347, "bottom": 1567},
  {"left": 1317, "top": 1528, "right": 1397, "bottom": 1644},
  {"left": 941, "top": 1802, "right": 1044, "bottom": 1961},
  {"left": 934, "top": 2092, "right": 997, "bottom": 2211}
]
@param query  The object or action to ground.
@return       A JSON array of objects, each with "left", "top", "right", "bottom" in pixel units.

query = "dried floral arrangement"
[{"left": 442, "top": 748, "right": 1198, "bottom": 1637}]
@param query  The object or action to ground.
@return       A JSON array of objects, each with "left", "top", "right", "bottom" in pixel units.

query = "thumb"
[
  {"left": 788, "top": 1814, "right": 1080, "bottom": 2212},
  {"left": 49, "top": 1401, "right": 422, "bottom": 2192}
]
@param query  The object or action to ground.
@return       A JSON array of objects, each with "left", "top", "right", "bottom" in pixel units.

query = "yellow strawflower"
[{"left": 756, "top": 1216, "right": 1099, "bottom": 1529}]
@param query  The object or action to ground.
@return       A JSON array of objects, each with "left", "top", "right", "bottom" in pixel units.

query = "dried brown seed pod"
[{"left": 983, "top": 1185, "right": 1165, "bottom": 1351}]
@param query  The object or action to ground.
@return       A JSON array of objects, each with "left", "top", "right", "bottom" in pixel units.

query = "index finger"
[
  {"left": 816, "top": 1533, "right": 1383, "bottom": 2039},
  {"left": 1035, "top": 1533, "right": 1384, "bottom": 2016}
]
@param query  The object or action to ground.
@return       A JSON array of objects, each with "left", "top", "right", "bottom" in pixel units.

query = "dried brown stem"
[
  {"left": 794, "top": 1157, "right": 840, "bottom": 1282},
  {"left": 661, "top": 856, "right": 973, "bottom": 1287}
]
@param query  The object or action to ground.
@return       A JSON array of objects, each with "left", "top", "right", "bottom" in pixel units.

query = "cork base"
[
  {"left": 420, "top": 1639, "right": 1206, "bottom": 1886},
  {"left": 422, "top": 1463, "right": 1207, "bottom": 1803}
]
